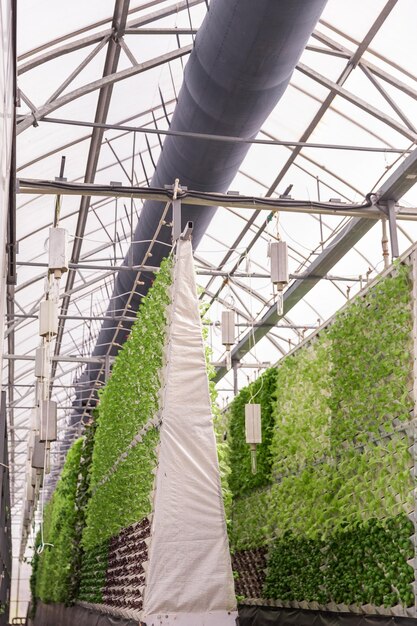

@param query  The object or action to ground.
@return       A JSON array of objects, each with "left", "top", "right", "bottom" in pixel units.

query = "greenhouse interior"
[{"left": 2, "top": 0, "right": 417, "bottom": 624}]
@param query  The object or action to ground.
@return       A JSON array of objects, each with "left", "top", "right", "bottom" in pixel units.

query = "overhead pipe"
[{"left": 78, "top": 0, "right": 328, "bottom": 406}]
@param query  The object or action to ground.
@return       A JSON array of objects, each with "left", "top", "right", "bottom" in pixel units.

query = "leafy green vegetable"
[
  {"left": 82, "top": 257, "right": 173, "bottom": 549},
  {"left": 328, "top": 264, "right": 413, "bottom": 449},
  {"left": 29, "top": 533, "right": 40, "bottom": 617},
  {"left": 68, "top": 417, "right": 98, "bottom": 602},
  {"left": 264, "top": 515, "right": 414, "bottom": 607},
  {"left": 78, "top": 540, "right": 109, "bottom": 603},
  {"left": 230, "top": 264, "right": 415, "bottom": 609},
  {"left": 230, "top": 488, "right": 270, "bottom": 551},
  {"left": 34, "top": 438, "right": 83, "bottom": 604}
]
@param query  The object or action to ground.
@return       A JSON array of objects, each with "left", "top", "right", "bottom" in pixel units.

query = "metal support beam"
[
  {"left": 297, "top": 62, "right": 417, "bottom": 143},
  {"left": 29, "top": 115, "right": 415, "bottom": 154},
  {"left": 16, "top": 178, "right": 417, "bottom": 221},
  {"left": 4, "top": 354, "right": 114, "bottom": 364},
  {"left": 387, "top": 200, "right": 400, "bottom": 258},
  {"left": 8, "top": 313, "right": 142, "bottom": 323},
  {"left": 125, "top": 27, "right": 197, "bottom": 35},
  {"left": 17, "top": 45, "right": 192, "bottom": 134},
  {"left": 267, "top": 0, "right": 400, "bottom": 196},
  {"left": 377, "top": 147, "right": 417, "bottom": 202},
  {"left": 15, "top": 260, "right": 159, "bottom": 272},
  {"left": 17, "top": 0, "right": 203, "bottom": 74}
]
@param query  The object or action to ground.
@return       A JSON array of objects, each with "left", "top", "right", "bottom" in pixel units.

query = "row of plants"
[
  {"left": 229, "top": 265, "right": 412, "bottom": 488},
  {"left": 328, "top": 264, "right": 413, "bottom": 448},
  {"left": 83, "top": 256, "right": 173, "bottom": 549},
  {"left": 32, "top": 255, "right": 415, "bottom": 612},
  {"left": 231, "top": 432, "right": 413, "bottom": 550},
  {"left": 264, "top": 515, "right": 414, "bottom": 607},
  {"left": 33, "top": 438, "right": 83, "bottom": 603},
  {"left": 229, "top": 264, "right": 416, "bottom": 609},
  {"left": 32, "top": 251, "right": 232, "bottom": 611},
  {"left": 228, "top": 367, "right": 278, "bottom": 498},
  {"left": 77, "top": 540, "right": 109, "bottom": 604},
  {"left": 32, "top": 258, "right": 174, "bottom": 606},
  {"left": 67, "top": 417, "right": 97, "bottom": 603}
]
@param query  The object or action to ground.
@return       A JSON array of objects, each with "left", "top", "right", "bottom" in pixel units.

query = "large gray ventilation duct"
[{"left": 80, "top": 0, "right": 327, "bottom": 405}]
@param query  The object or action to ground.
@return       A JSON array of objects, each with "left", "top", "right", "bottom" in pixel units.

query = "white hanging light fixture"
[
  {"left": 38, "top": 400, "right": 57, "bottom": 443},
  {"left": 34, "top": 345, "right": 48, "bottom": 379},
  {"left": 245, "top": 403, "right": 262, "bottom": 474},
  {"left": 39, "top": 299, "right": 58, "bottom": 338},
  {"left": 270, "top": 240, "right": 289, "bottom": 315},
  {"left": 48, "top": 226, "right": 69, "bottom": 279},
  {"left": 31, "top": 435, "right": 45, "bottom": 470}
]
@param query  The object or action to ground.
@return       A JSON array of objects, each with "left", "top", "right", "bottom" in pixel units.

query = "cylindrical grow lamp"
[{"left": 245, "top": 403, "right": 262, "bottom": 474}]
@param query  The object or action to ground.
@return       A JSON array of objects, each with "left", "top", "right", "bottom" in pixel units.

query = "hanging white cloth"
[{"left": 141, "top": 238, "right": 237, "bottom": 626}]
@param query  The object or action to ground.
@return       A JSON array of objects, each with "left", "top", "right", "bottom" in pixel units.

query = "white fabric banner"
[{"left": 142, "top": 238, "right": 237, "bottom": 626}]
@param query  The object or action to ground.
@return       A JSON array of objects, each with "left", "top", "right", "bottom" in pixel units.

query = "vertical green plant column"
[
  {"left": 266, "top": 337, "right": 333, "bottom": 538},
  {"left": 329, "top": 264, "right": 413, "bottom": 447},
  {"left": 227, "top": 368, "right": 279, "bottom": 602},
  {"left": 230, "top": 488, "right": 271, "bottom": 551},
  {"left": 29, "top": 532, "right": 41, "bottom": 617},
  {"left": 265, "top": 266, "right": 415, "bottom": 607},
  {"left": 270, "top": 338, "right": 331, "bottom": 479},
  {"left": 203, "top": 323, "right": 233, "bottom": 525},
  {"left": 34, "top": 438, "right": 84, "bottom": 604},
  {"left": 68, "top": 417, "right": 98, "bottom": 603},
  {"left": 228, "top": 368, "right": 278, "bottom": 498},
  {"left": 78, "top": 540, "right": 110, "bottom": 604},
  {"left": 82, "top": 257, "right": 173, "bottom": 551},
  {"left": 324, "top": 265, "right": 414, "bottom": 536},
  {"left": 230, "top": 339, "right": 332, "bottom": 554}
]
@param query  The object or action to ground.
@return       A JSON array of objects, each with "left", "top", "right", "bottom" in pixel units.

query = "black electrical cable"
[{"left": 18, "top": 178, "right": 377, "bottom": 213}]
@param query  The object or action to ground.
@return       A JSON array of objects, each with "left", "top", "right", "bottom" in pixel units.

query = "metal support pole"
[
  {"left": 232, "top": 361, "right": 239, "bottom": 396},
  {"left": 104, "top": 355, "right": 111, "bottom": 381},
  {"left": 53, "top": 155, "right": 67, "bottom": 227},
  {"left": 381, "top": 218, "right": 389, "bottom": 269},
  {"left": 387, "top": 199, "right": 400, "bottom": 258},
  {"left": 172, "top": 198, "right": 182, "bottom": 241}
]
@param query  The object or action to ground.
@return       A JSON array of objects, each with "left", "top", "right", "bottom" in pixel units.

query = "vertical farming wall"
[
  {"left": 31, "top": 242, "right": 236, "bottom": 626},
  {"left": 30, "top": 244, "right": 417, "bottom": 626},
  {"left": 230, "top": 248, "right": 417, "bottom": 622},
  {"left": 31, "top": 256, "right": 174, "bottom": 623}
]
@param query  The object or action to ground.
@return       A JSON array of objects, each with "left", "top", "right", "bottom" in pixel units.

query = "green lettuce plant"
[
  {"left": 82, "top": 257, "right": 173, "bottom": 549},
  {"left": 328, "top": 264, "right": 413, "bottom": 448},
  {"left": 264, "top": 515, "right": 414, "bottom": 607},
  {"left": 68, "top": 417, "right": 98, "bottom": 603},
  {"left": 78, "top": 539, "right": 109, "bottom": 604},
  {"left": 34, "top": 438, "right": 83, "bottom": 604}
]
